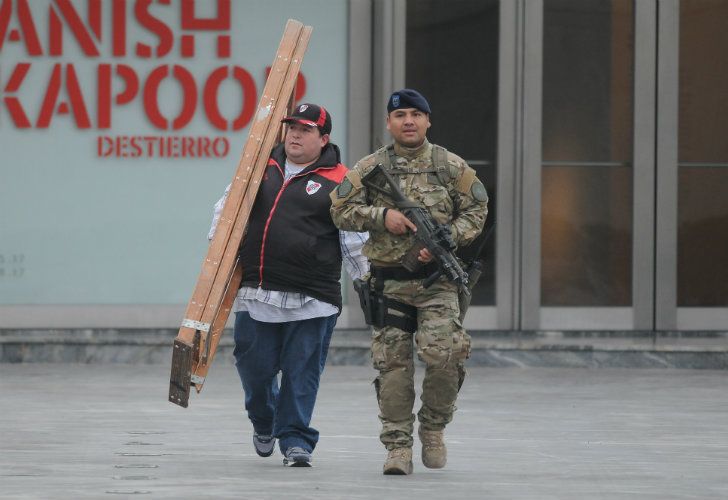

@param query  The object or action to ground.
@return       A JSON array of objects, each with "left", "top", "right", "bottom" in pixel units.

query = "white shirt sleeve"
[
  {"left": 340, "top": 230, "right": 369, "bottom": 281},
  {"left": 207, "top": 183, "right": 231, "bottom": 241}
]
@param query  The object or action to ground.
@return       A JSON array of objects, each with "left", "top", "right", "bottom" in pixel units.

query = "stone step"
[{"left": 1, "top": 329, "right": 727, "bottom": 368}]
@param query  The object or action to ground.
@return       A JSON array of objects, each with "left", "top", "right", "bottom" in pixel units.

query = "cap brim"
[{"left": 281, "top": 117, "right": 318, "bottom": 128}]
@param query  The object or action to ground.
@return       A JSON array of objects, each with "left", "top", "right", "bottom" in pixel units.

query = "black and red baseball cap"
[{"left": 282, "top": 103, "right": 332, "bottom": 135}]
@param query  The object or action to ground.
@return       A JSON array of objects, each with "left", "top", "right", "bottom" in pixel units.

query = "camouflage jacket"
[{"left": 330, "top": 140, "right": 488, "bottom": 265}]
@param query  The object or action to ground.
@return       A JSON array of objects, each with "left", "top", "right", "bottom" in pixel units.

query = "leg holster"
[{"left": 353, "top": 276, "right": 417, "bottom": 333}]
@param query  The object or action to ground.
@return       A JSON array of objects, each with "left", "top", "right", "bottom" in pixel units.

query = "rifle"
[{"left": 362, "top": 164, "right": 470, "bottom": 295}]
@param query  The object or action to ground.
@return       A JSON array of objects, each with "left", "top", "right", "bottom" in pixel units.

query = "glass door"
[
  {"left": 656, "top": 0, "right": 728, "bottom": 329},
  {"left": 520, "top": 0, "right": 656, "bottom": 329}
]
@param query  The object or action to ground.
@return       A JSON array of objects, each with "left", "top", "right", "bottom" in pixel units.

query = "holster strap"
[{"left": 384, "top": 299, "right": 418, "bottom": 333}]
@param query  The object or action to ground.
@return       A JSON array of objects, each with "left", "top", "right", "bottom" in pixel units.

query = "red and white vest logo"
[{"left": 306, "top": 180, "right": 322, "bottom": 195}]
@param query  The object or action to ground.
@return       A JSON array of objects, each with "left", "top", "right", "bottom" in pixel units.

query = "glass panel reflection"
[
  {"left": 678, "top": 169, "right": 728, "bottom": 306},
  {"left": 541, "top": 0, "right": 634, "bottom": 306},
  {"left": 678, "top": 0, "right": 728, "bottom": 306}
]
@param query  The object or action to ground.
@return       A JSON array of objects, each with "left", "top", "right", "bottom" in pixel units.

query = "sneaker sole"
[{"left": 283, "top": 459, "right": 312, "bottom": 467}]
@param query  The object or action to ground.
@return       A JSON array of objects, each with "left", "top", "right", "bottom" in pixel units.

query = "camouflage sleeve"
[
  {"left": 329, "top": 160, "right": 386, "bottom": 232},
  {"left": 449, "top": 156, "right": 489, "bottom": 246}
]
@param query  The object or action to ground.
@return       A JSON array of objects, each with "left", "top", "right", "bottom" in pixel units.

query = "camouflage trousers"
[{"left": 371, "top": 277, "right": 471, "bottom": 451}]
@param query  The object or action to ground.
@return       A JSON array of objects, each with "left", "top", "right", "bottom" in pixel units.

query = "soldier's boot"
[
  {"left": 382, "top": 447, "right": 413, "bottom": 475},
  {"left": 419, "top": 428, "right": 447, "bottom": 469}
]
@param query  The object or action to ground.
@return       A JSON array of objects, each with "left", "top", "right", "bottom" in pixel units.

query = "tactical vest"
[{"left": 376, "top": 144, "right": 460, "bottom": 197}]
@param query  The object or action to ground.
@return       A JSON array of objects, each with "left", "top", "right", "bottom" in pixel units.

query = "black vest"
[{"left": 239, "top": 143, "right": 348, "bottom": 310}]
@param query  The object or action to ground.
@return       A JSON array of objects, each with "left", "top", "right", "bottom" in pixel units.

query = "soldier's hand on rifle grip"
[
  {"left": 384, "top": 209, "right": 417, "bottom": 235},
  {"left": 418, "top": 247, "right": 434, "bottom": 263},
  {"left": 402, "top": 241, "right": 426, "bottom": 271}
]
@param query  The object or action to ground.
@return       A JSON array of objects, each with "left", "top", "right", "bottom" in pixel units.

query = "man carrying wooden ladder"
[{"left": 208, "top": 103, "right": 368, "bottom": 467}]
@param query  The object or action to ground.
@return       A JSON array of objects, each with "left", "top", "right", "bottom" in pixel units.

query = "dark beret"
[{"left": 387, "top": 89, "right": 431, "bottom": 114}]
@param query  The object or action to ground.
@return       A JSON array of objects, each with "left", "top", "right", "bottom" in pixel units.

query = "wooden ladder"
[{"left": 169, "top": 20, "right": 312, "bottom": 408}]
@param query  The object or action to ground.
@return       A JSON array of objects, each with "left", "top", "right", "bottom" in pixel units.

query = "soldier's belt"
[{"left": 371, "top": 263, "right": 438, "bottom": 281}]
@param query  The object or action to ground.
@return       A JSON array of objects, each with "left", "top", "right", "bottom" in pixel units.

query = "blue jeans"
[{"left": 233, "top": 311, "right": 336, "bottom": 453}]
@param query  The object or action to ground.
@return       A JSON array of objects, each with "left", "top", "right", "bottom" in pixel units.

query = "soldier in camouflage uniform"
[{"left": 330, "top": 89, "right": 488, "bottom": 475}]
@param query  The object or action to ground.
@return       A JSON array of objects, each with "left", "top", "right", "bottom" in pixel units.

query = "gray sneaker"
[
  {"left": 253, "top": 433, "right": 276, "bottom": 457},
  {"left": 282, "top": 447, "right": 312, "bottom": 467}
]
